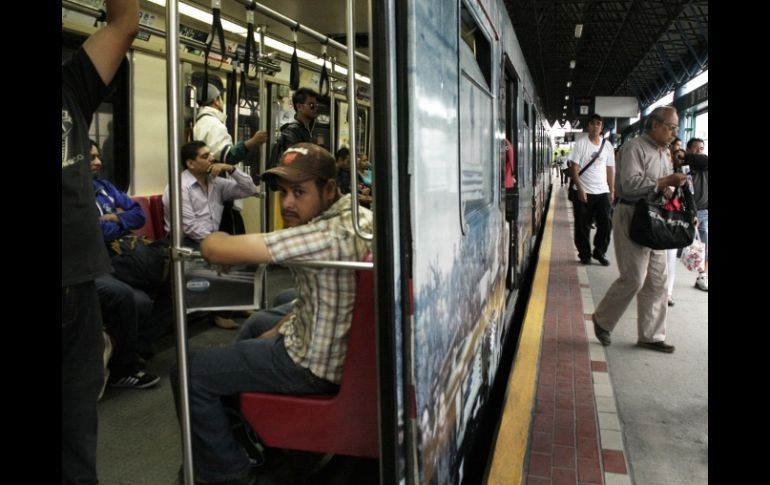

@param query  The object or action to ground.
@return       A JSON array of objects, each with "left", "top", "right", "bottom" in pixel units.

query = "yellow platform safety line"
[{"left": 486, "top": 189, "right": 556, "bottom": 485}]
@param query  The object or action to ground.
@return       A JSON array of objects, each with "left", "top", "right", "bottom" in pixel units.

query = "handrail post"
[
  {"left": 346, "top": 0, "right": 373, "bottom": 241},
  {"left": 165, "top": 2, "right": 195, "bottom": 484},
  {"left": 257, "top": 24, "right": 268, "bottom": 308}
]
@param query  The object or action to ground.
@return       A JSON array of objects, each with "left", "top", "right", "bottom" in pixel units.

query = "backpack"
[
  {"left": 268, "top": 134, "right": 285, "bottom": 168},
  {"left": 109, "top": 236, "right": 171, "bottom": 294}
]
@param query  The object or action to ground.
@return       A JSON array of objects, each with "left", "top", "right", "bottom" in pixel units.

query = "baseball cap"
[
  {"left": 262, "top": 143, "right": 336, "bottom": 187},
  {"left": 198, "top": 84, "right": 220, "bottom": 106}
]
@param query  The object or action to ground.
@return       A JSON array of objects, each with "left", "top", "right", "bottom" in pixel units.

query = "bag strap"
[{"left": 576, "top": 138, "right": 607, "bottom": 176}]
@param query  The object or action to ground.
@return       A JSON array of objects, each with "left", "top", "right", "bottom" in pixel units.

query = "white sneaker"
[
  {"left": 99, "top": 332, "right": 113, "bottom": 401},
  {"left": 695, "top": 274, "right": 708, "bottom": 291}
]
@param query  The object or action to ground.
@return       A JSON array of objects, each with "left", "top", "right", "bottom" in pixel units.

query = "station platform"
[{"left": 487, "top": 185, "right": 708, "bottom": 485}]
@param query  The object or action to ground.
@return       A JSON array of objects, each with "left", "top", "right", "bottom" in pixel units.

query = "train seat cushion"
[
  {"left": 130, "top": 196, "right": 157, "bottom": 240},
  {"left": 239, "top": 256, "right": 377, "bottom": 458}
]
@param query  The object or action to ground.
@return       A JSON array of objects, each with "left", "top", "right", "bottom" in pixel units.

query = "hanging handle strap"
[
  {"left": 289, "top": 27, "right": 300, "bottom": 90},
  {"left": 319, "top": 41, "right": 330, "bottom": 96},
  {"left": 242, "top": 2, "right": 258, "bottom": 82},
  {"left": 202, "top": 0, "right": 226, "bottom": 104}
]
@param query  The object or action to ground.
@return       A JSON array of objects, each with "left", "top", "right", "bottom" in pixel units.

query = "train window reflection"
[{"left": 460, "top": 3, "right": 492, "bottom": 89}]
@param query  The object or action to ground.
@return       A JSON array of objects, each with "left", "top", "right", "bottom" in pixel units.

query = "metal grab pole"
[
  {"left": 257, "top": 24, "right": 269, "bottom": 309},
  {"left": 165, "top": 1, "right": 195, "bottom": 484},
  {"left": 346, "top": 0, "right": 373, "bottom": 241}
]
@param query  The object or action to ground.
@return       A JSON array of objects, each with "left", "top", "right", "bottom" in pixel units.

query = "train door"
[{"left": 502, "top": 56, "right": 519, "bottom": 291}]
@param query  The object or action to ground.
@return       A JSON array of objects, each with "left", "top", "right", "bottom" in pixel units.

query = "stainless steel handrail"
[
  {"left": 184, "top": 249, "right": 374, "bottom": 271},
  {"left": 232, "top": 0, "right": 369, "bottom": 63},
  {"left": 163, "top": 3, "right": 196, "bottom": 483},
  {"left": 346, "top": 0, "right": 373, "bottom": 241}
]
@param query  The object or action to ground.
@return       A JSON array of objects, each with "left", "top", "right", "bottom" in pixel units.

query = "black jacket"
[{"left": 269, "top": 118, "right": 314, "bottom": 166}]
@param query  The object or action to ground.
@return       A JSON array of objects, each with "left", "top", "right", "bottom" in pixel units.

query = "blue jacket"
[{"left": 93, "top": 178, "right": 146, "bottom": 242}]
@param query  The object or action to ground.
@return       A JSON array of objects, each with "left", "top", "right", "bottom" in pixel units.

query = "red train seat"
[
  {"left": 148, "top": 195, "right": 166, "bottom": 239},
  {"left": 239, "top": 260, "right": 378, "bottom": 458},
  {"left": 130, "top": 196, "right": 157, "bottom": 240}
]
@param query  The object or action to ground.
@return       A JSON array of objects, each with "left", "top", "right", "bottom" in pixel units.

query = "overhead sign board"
[{"left": 594, "top": 96, "right": 639, "bottom": 118}]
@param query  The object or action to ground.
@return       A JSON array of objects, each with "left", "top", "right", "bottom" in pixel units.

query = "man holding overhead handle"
[{"left": 62, "top": 1, "right": 139, "bottom": 483}]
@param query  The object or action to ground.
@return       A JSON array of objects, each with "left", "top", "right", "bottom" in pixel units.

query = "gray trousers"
[{"left": 594, "top": 204, "right": 669, "bottom": 343}]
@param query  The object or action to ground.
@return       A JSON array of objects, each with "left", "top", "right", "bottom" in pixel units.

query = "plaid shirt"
[{"left": 263, "top": 194, "right": 373, "bottom": 383}]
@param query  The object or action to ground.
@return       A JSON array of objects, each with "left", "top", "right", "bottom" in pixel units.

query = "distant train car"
[{"left": 62, "top": 0, "right": 553, "bottom": 483}]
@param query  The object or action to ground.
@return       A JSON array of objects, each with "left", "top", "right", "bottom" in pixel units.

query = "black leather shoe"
[
  {"left": 637, "top": 341, "right": 675, "bottom": 353},
  {"left": 667, "top": 297, "right": 675, "bottom": 307},
  {"left": 592, "top": 316, "right": 611, "bottom": 346},
  {"left": 579, "top": 256, "right": 592, "bottom": 265},
  {"left": 592, "top": 252, "right": 610, "bottom": 266}
]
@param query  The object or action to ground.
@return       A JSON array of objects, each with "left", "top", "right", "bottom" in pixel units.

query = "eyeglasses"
[{"left": 661, "top": 121, "right": 679, "bottom": 132}]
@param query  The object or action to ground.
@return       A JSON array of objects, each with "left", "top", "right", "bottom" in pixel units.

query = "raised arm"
[
  {"left": 82, "top": 0, "right": 139, "bottom": 85},
  {"left": 201, "top": 232, "right": 272, "bottom": 265}
]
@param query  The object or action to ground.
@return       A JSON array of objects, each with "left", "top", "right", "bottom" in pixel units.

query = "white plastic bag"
[{"left": 681, "top": 232, "right": 705, "bottom": 272}]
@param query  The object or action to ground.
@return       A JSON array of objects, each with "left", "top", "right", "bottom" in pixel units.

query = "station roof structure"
[{"left": 502, "top": 0, "right": 708, "bottom": 124}]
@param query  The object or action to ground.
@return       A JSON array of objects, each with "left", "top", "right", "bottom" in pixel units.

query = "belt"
[{"left": 617, "top": 198, "right": 637, "bottom": 206}]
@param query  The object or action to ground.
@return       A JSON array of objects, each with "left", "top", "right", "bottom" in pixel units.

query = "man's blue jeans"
[
  {"left": 171, "top": 302, "right": 338, "bottom": 482},
  {"left": 697, "top": 209, "right": 708, "bottom": 261},
  {"left": 62, "top": 281, "right": 104, "bottom": 485},
  {"left": 96, "top": 274, "right": 152, "bottom": 374}
]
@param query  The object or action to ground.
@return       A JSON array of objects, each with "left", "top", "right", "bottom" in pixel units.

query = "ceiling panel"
[{"left": 502, "top": 0, "right": 708, "bottom": 123}]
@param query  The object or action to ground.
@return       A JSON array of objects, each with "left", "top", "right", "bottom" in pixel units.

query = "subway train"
[{"left": 62, "top": 0, "right": 553, "bottom": 483}]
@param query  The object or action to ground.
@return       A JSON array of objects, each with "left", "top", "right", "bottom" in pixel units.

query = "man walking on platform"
[
  {"left": 568, "top": 113, "right": 615, "bottom": 266},
  {"left": 591, "top": 106, "right": 687, "bottom": 353}
]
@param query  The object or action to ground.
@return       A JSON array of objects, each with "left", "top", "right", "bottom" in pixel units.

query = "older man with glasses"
[
  {"left": 269, "top": 87, "right": 319, "bottom": 167},
  {"left": 591, "top": 106, "right": 688, "bottom": 354}
]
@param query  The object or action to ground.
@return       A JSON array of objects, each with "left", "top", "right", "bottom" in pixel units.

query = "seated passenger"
[
  {"left": 335, "top": 147, "right": 352, "bottom": 194},
  {"left": 90, "top": 140, "right": 160, "bottom": 390},
  {"left": 162, "top": 140, "right": 259, "bottom": 329},
  {"left": 170, "top": 143, "right": 373, "bottom": 485}
]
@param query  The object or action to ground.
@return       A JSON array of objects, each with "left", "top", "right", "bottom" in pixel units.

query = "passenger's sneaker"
[
  {"left": 109, "top": 369, "right": 161, "bottom": 389},
  {"left": 98, "top": 332, "right": 113, "bottom": 401},
  {"left": 694, "top": 273, "right": 708, "bottom": 291}
]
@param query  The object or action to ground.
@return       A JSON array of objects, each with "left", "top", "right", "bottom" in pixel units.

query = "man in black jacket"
[{"left": 269, "top": 87, "right": 318, "bottom": 166}]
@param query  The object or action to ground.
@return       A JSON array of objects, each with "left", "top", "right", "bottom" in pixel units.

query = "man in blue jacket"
[{"left": 91, "top": 140, "right": 160, "bottom": 392}]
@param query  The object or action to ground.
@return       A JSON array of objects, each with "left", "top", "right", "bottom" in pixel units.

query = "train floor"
[
  {"left": 96, "top": 265, "right": 378, "bottom": 485},
  {"left": 489, "top": 184, "right": 708, "bottom": 485}
]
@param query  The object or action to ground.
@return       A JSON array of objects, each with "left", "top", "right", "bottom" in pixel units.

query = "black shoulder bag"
[
  {"left": 629, "top": 183, "right": 697, "bottom": 250},
  {"left": 568, "top": 138, "right": 607, "bottom": 203}
]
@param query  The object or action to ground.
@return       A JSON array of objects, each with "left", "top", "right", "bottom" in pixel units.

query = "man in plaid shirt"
[{"left": 171, "top": 143, "right": 373, "bottom": 485}]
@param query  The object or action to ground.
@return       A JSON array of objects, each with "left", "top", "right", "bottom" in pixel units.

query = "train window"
[
  {"left": 459, "top": 5, "right": 494, "bottom": 223},
  {"left": 460, "top": 4, "right": 492, "bottom": 89},
  {"left": 523, "top": 101, "right": 530, "bottom": 127}
]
